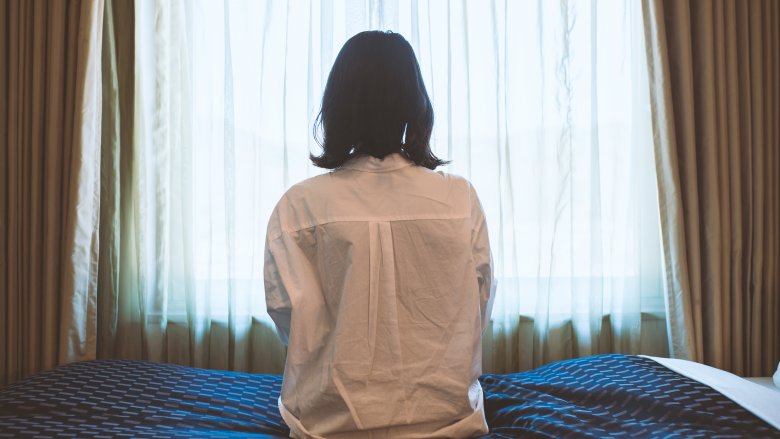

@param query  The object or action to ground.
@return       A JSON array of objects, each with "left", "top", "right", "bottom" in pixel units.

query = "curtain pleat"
[
  {"left": 0, "top": 0, "right": 104, "bottom": 386},
  {"left": 643, "top": 0, "right": 780, "bottom": 376},
  {"left": 98, "top": 0, "right": 134, "bottom": 360}
]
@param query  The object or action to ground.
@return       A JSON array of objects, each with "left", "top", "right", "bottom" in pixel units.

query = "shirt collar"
[{"left": 341, "top": 153, "right": 415, "bottom": 173}]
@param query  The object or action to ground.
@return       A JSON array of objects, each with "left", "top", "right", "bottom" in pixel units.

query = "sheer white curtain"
[{"left": 128, "top": 0, "right": 666, "bottom": 373}]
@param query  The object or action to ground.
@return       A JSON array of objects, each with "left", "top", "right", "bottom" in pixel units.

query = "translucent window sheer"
[{"left": 130, "top": 0, "right": 666, "bottom": 372}]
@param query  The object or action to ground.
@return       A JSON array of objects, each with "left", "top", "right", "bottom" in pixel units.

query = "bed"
[{"left": 0, "top": 354, "right": 777, "bottom": 438}]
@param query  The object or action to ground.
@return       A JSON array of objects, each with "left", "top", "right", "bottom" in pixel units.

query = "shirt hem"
[{"left": 278, "top": 392, "right": 489, "bottom": 439}]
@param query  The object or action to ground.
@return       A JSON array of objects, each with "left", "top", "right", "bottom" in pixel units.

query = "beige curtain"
[
  {"left": 643, "top": 0, "right": 779, "bottom": 376},
  {"left": 96, "top": 0, "right": 288, "bottom": 373},
  {"left": 0, "top": 0, "right": 104, "bottom": 386},
  {"left": 97, "top": 0, "right": 134, "bottom": 360}
]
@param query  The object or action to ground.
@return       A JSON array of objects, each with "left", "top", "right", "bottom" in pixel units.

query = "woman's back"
[
  {"left": 264, "top": 29, "right": 494, "bottom": 438},
  {"left": 264, "top": 153, "right": 493, "bottom": 438}
]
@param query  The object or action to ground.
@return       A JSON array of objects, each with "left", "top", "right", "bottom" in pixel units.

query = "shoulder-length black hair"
[{"left": 311, "top": 31, "right": 448, "bottom": 170}]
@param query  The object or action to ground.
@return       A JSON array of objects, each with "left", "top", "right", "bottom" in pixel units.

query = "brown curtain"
[
  {"left": 643, "top": 0, "right": 779, "bottom": 376},
  {"left": 0, "top": 0, "right": 104, "bottom": 386}
]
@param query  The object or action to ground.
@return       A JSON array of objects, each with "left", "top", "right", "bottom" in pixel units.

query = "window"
[{"left": 134, "top": 0, "right": 663, "bottom": 353}]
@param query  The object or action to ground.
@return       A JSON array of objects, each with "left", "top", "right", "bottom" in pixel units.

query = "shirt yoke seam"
[{"left": 268, "top": 214, "right": 471, "bottom": 240}]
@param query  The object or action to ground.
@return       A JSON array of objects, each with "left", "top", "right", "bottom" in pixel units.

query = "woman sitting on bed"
[{"left": 264, "top": 30, "right": 495, "bottom": 439}]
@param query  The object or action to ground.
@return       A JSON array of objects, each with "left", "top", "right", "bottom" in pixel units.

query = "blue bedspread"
[{"left": 0, "top": 354, "right": 776, "bottom": 438}]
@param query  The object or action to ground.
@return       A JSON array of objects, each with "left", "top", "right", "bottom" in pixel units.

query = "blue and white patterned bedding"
[{"left": 0, "top": 354, "right": 777, "bottom": 438}]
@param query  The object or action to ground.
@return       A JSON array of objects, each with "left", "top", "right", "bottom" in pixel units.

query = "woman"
[{"left": 264, "top": 30, "right": 495, "bottom": 438}]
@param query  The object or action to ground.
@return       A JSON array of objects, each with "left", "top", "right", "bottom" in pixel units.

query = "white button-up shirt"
[{"left": 264, "top": 152, "right": 495, "bottom": 438}]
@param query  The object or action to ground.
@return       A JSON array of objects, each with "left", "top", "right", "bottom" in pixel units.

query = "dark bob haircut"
[{"left": 311, "top": 31, "right": 448, "bottom": 170}]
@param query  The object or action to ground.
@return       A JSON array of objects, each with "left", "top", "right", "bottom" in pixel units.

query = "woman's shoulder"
[
  {"left": 273, "top": 172, "right": 331, "bottom": 209},
  {"left": 267, "top": 173, "right": 333, "bottom": 238},
  {"left": 424, "top": 167, "right": 473, "bottom": 191}
]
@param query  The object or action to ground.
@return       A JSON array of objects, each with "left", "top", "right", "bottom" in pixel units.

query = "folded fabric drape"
[
  {"left": 98, "top": 0, "right": 135, "bottom": 360},
  {"left": 0, "top": 0, "right": 104, "bottom": 387},
  {"left": 643, "top": 0, "right": 780, "bottom": 376}
]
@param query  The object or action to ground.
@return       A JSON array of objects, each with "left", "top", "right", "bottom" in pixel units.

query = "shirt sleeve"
[
  {"left": 265, "top": 232, "right": 292, "bottom": 345},
  {"left": 264, "top": 203, "right": 295, "bottom": 346},
  {"left": 469, "top": 183, "right": 496, "bottom": 333}
]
